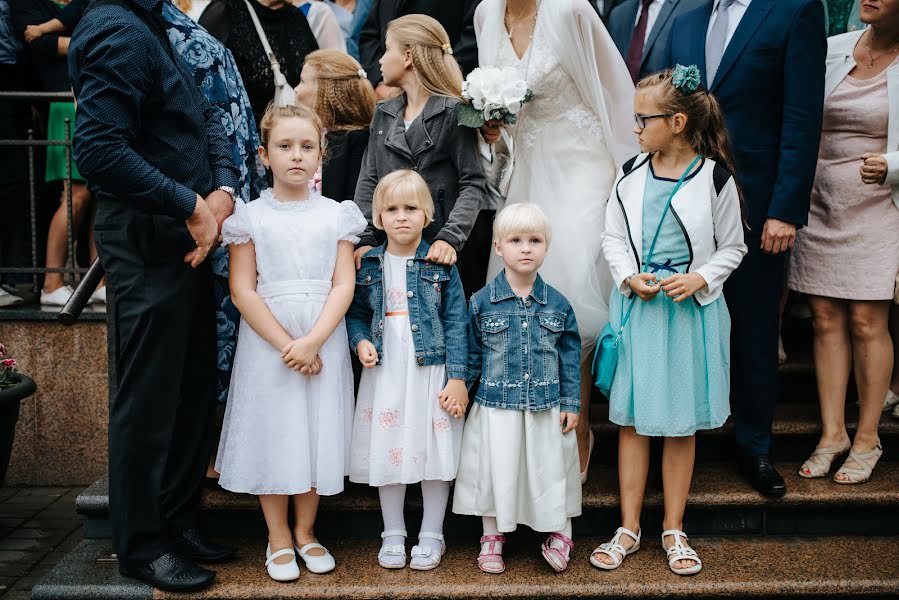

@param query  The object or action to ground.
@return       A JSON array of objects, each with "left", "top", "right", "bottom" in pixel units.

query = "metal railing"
[{"left": 0, "top": 91, "right": 88, "bottom": 296}]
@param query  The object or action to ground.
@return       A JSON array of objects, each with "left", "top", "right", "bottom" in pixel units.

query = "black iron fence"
[{"left": 0, "top": 91, "right": 88, "bottom": 295}]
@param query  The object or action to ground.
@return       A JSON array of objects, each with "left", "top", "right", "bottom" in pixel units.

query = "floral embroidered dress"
[
  {"left": 349, "top": 252, "right": 463, "bottom": 487},
  {"left": 164, "top": 1, "right": 267, "bottom": 403},
  {"left": 215, "top": 190, "right": 366, "bottom": 495}
]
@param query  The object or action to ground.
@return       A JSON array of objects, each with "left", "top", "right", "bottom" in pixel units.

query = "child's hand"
[
  {"left": 425, "top": 240, "right": 457, "bottom": 265},
  {"left": 861, "top": 152, "right": 887, "bottom": 185},
  {"left": 357, "top": 340, "right": 379, "bottom": 368},
  {"left": 438, "top": 379, "right": 469, "bottom": 420},
  {"left": 281, "top": 336, "right": 321, "bottom": 371},
  {"left": 628, "top": 272, "right": 661, "bottom": 301},
  {"left": 660, "top": 272, "right": 707, "bottom": 303},
  {"left": 560, "top": 411, "right": 578, "bottom": 433},
  {"left": 354, "top": 245, "right": 373, "bottom": 270},
  {"left": 25, "top": 25, "right": 44, "bottom": 43},
  {"left": 298, "top": 354, "right": 323, "bottom": 376}
]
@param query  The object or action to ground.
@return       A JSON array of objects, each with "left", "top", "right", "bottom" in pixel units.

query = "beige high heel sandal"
[
  {"left": 798, "top": 440, "right": 851, "bottom": 478},
  {"left": 833, "top": 444, "right": 883, "bottom": 484}
]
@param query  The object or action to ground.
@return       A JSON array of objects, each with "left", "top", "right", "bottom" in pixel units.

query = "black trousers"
[
  {"left": 723, "top": 234, "right": 788, "bottom": 457},
  {"left": 457, "top": 209, "right": 495, "bottom": 298},
  {"left": 95, "top": 201, "right": 217, "bottom": 567}
]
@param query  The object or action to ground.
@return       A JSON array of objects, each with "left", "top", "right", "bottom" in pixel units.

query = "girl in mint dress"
[{"left": 594, "top": 66, "right": 746, "bottom": 577}]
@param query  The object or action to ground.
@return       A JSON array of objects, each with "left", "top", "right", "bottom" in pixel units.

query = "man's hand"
[
  {"left": 357, "top": 340, "right": 379, "bottom": 368},
  {"left": 660, "top": 272, "right": 707, "bottom": 303},
  {"left": 354, "top": 245, "right": 374, "bottom": 270},
  {"left": 375, "top": 83, "right": 400, "bottom": 101},
  {"left": 184, "top": 195, "right": 218, "bottom": 268},
  {"left": 760, "top": 218, "right": 796, "bottom": 255},
  {"left": 425, "top": 240, "right": 457, "bottom": 265},
  {"left": 861, "top": 153, "right": 888, "bottom": 185},
  {"left": 560, "top": 411, "right": 578, "bottom": 433},
  {"left": 480, "top": 119, "right": 502, "bottom": 144},
  {"left": 205, "top": 189, "right": 235, "bottom": 232}
]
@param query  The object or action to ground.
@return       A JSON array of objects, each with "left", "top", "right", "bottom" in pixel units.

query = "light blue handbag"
[{"left": 592, "top": 155, "right": 702, "bottom": 397}]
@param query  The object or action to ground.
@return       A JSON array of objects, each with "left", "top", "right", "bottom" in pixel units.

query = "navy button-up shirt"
[{"left": 68, "top": 0, "right": 238, "bottom": 220}]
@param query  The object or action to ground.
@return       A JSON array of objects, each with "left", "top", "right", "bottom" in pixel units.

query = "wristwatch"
[{"left": 216, "top": 185, "right": 237, "bottom": 202}]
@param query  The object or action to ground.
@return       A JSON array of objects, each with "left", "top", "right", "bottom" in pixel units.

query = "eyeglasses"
[{"left": 634, "top": 113, "right": 673, "bottom": 129}]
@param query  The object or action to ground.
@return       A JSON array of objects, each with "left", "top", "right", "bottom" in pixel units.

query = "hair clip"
[
  {"left": 671, "top": 64, "right": 701, "bottom": 94},
  {"left": 441, "top": 43, "right": 453, "bottom": 55},
  {"left": 357, "top": 68, "right": 367, "bottom": 79}
]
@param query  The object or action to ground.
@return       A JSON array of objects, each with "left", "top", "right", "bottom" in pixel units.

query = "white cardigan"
[
  {"left": 825, "top": 30, "right": 899, "bottom": 210},
  {"left": 602, "top": 154, "right": 747, "bottom": 306}
]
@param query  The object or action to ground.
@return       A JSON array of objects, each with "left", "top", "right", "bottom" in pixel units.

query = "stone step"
[
  {"left": 32, "top": 535, "right": 899, "bottom": 600},
  {"left": 76, "top": 459, "right": 899, "bottom": 539}
]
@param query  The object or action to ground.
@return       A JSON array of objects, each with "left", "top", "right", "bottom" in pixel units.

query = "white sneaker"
[
  {"left": 884, "top": 389, "right": 899, "bottom": 410},
  {"left": 89, "top": 285, "right": 107, "bottom": 304},
  {"left": 40, "top": 285, "right": 75, "bottom": 307},
  {"left": 0, "top": 286, "right": 23, "bottom": 307},
  {"left": 265, "top": 544, "right": 300, "bottom": 582}
]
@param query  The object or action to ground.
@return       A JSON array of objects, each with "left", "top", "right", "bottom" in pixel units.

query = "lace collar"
[{"left": 259, "top": 188, "right": 321, "bottom": 210}]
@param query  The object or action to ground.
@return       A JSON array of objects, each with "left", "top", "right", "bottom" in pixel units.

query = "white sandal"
[
  {"left": 661, "top": 529, "right": 702, "bottom": 576},
  {"left": 589, "top": 526, "right": 641, "bottom": 570},
  {"left": 377, "top": 529, "right": 407, "bottom": 569},
  {"left": 833, "top": 444, "right": 883, "bottom": 484},
  {"left": 409, "top": 531, "right": 445, "bottom": 571}
]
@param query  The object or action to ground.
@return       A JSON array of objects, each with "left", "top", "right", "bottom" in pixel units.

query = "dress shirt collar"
[{"left": 712, "top": 0, "right": 751, "bottom": 10}]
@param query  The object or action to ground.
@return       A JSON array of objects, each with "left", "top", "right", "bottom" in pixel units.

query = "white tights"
[{"left": 378, "top": 480, "right": 450, "bottom": 553}]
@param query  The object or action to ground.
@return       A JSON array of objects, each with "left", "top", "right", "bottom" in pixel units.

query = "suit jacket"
[
  {"left": 358, "top": 0, "right": 479, "bottom": 87},
  {"left": 598, "top": 0, "right": 627, "bottom": 23},
  {"left": 668, "top": 0, "right": 826, "bottom": 232},
  {"left": 608, "top": 0, "right": 705, "bottom": 80}
]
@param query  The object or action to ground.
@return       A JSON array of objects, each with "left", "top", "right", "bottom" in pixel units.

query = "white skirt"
[
  {"left": 216, "top": 282, "right": 354, "bottom": 496},
  {"left": 452, "top": 403, "right": 581, "bottom": 533},
  {"left": 349, "top": 314, "right": 463, "bottom": 486}
]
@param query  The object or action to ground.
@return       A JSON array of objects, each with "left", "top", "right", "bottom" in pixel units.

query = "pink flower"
[
  {"left": 362, "top": 408, "right": 373, "bottom": 423},
  {"left": 1, "top": 358, "right": 16, "bottom": 369},
  {"left": 388, "top": 448, "right": 404, "bottom": 466},
  {"left": 433, "top": 417, "right": 449, "bottom": 433},
  {"left": 379, "top": 409, "right": 399, "bottom": 430}
]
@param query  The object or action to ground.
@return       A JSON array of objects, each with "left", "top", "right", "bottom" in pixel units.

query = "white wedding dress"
[{"left": 476, "top": 0, "right": 636, "bottom": 348}]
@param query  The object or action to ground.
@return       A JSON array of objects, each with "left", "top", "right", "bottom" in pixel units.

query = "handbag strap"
[
  {"left": 617, "top": 154, "right": 702, "bottom": 335},
  {"left": 242, "top": 0, "right": 286, "bottom": 80}
]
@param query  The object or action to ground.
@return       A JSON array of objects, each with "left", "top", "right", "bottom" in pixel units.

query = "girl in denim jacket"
[
  {"left": 453, "top": 204, "right": 583, "bottom": 574},
  {"left": 347, "top": 170, "right": 469, "bottom": 572}
]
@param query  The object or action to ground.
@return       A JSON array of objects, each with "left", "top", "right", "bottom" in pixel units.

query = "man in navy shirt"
[{"left": 69, "top": 0, "right": 239, "bottom": 591}]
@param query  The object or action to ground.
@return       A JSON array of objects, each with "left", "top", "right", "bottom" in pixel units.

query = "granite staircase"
[{"left": 31, "top": 317, "right": 899, "bottom": 599}]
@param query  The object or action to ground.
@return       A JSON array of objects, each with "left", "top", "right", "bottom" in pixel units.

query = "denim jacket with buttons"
[
  {"left": 346, "top": 240, "right": 468, "bottom": 380},
  {"left": 468, "top": 270, "right": 581, "bottom": 413}
]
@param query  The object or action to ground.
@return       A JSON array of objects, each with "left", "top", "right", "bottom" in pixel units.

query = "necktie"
[
  {"left": 625, "top": 0, "right": 654, "bottom": 83},
  {"left": 705, "top": 0, "right": 736, "bottom": 87}
]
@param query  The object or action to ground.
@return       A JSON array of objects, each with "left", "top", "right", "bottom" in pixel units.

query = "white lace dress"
[
  {"left": 215, "top": 190, "right": 366, "bottom": 496},
  {"left": 349, "top": 252, "right": 463, "bottom": 486},
  {"left": 483, "top": 15, "right": 620, "bottom": 347}
]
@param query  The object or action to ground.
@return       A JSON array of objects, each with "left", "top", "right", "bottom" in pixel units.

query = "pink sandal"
[
  {"left": 477, "top": 534, "right": 506, "bottom": 574},
  {"left": 541, "top": 532, "right": 574, "bottom": 573}
]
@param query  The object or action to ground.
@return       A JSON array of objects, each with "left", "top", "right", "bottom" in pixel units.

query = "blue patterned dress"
[
  {"left": 608, "top": 168, "right": 731, "bottom": 437},
  {"left": 164, "top": 2, "right": 267, "bottom": 403}
]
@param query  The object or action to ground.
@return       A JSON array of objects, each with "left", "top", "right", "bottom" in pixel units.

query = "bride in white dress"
[{"left": 475, "top": 0, "right": 636, "bottom": 475}]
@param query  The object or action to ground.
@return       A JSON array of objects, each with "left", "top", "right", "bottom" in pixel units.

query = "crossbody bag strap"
[
  {"left": 617, "top": 154, "right": 702, "bottom": 334},
  {"left": 241, "top": 0, "right": 286, "bottom": 81}
]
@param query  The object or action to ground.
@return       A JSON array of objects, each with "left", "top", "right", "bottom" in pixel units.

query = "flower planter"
[{"left": 0, "top": 373, "right": 35, "bottom": 484}]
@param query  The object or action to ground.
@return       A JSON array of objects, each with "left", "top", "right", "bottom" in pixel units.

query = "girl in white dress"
[
  {"left": 475, "top": 0, "right": 637, "bottom": 476},
  {"left": 347, "top": 170, "right": 469, "bottom": 571},
  {"left": 216, "top": 103, "right": 366, "bottom": 582}
]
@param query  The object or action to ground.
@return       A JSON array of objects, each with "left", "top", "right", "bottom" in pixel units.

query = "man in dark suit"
[
  {"left": 668, "top": 0, "right": 826, "bottom": 497},
  {"left": 592, "top": 0, "right": 628, "bottom": 24},
  {"left": 359, "top": 0, "right": 479, "bottom": 99},
  {"left": 608, "top": 0, "right": 705, "bottom": 82}
]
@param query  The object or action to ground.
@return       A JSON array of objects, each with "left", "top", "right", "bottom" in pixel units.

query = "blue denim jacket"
[
  {"left": 468, "top": 271, "right": 581, "bottom": 413},
  {"left": 346, "top": 240, "right": 468, "bottom": 380}
]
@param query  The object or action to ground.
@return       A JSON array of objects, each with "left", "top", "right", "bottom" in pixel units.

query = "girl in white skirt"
[
  {"left": 216, "top": 103, "right": 366, "bottom": 582},
  {"left": 453, "top": 204, "right": 583, "bottom": 574},
  {"left": 347, "top": 170, "right": 469, "bottom": 571}
]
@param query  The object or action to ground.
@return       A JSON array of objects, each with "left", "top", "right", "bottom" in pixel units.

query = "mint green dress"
[{"left": 608, "top": 168, "right": 731, "bottom": 437}]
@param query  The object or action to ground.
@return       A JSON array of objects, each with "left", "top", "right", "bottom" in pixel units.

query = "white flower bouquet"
[{"left": 457, "top": 67, "right": 534, "bottom": 128}]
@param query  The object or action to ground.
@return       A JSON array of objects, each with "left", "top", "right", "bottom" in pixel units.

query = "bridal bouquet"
[{"left": 457, "top": 67, "right": 534, "bottom": 128}]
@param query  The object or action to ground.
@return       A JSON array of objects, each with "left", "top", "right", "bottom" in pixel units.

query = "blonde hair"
[
  {"left": 386, "top": 14, "right": 463, "bottom": 100},
  {"left": 372, "top": 170, "right": 435, "bottom": 229},
  {"left": 492, "top": 203, "right": 552, "bottom": 246},
  {"left": 258, "top": 102, "right": 324, "bottom": 150},
  {"left": 303, "top": 50, "right": 376, "bottom": 132}
]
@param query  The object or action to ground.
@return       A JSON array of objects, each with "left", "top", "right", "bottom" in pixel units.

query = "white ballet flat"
[
  {"left": 294, "top": 542, "right": 335, "bottom": 574},
  {"left": 378, "top": 529, "right": 407, "bottom": 569},
  {"left": 265, "top": 544, "right": 300, "bottom": 582},
  {"left": 409, "top": 531, "right": 445, "bottom": 571}
]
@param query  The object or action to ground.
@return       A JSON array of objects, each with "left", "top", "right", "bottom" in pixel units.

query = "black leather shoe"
[
  {"left": 119, "top": 552, "right": 215, "bottom": 592},
  {"left": 173, "top": 528, "right": 236, "bottom": 563},
  {"left": 739, "top": 455, "right": 787, "bottom": 497}
]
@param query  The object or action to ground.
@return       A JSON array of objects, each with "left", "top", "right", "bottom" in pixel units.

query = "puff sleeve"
[
  {"left": 220, "top": 200, "right": 253, "bottom": 246},
  {"left": 337, "top": 200, "right": 367, "bottom": 244}
]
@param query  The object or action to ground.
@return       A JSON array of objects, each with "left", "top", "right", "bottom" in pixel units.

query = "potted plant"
[{"left": 0, "top": 344, "right": 35, "bottom": 484}]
